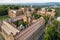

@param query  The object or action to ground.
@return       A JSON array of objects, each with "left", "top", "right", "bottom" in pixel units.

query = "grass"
[
  {"left": 0, "top": 33, "right": 5, "bottom": 40},
  {"left": 0, "top": 15, "right": 10, "bottom": 21}
]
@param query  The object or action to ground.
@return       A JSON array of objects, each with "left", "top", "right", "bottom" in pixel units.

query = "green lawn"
[{"left": 0, "top": 15, "right": 10, "bottom": 21}]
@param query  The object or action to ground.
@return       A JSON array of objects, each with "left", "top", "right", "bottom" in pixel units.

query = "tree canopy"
[{"left": 43, "top": 20, "right": 60, "bottom": 40}]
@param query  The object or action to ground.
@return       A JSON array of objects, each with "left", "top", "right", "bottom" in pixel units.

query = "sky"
[{"left": 0, "top": 0, "right": 60, "bottom": 3}]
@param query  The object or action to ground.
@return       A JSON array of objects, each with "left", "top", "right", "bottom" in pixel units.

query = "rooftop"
[{"left": 1, "top": 21, "right": 19, "bottom": 35}]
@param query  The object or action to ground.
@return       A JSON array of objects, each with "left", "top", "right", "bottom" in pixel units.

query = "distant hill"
[
  {"left": 20, "top": 2, "right": 60, "bottom": 6},
  {"left": 0, "top": 2, "right": 60, "bottom": 6}
]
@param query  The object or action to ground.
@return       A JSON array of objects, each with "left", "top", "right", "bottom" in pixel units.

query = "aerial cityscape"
[{"left": 0, "top": 0, "right": 60, "bottom": 40}]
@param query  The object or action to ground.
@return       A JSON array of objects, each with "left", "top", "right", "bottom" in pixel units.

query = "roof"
[
  {"left": 1, "top": 26, "right": 11, "bottom": 35},
  {"left": 11, "top": 10, "right": 17, "bottom": 13},
  {"left": 1, "top": 21, "right": 19, "bottom": 35},
  {"left": 15, "top": 17, "right": 45, "bottom": 40},
  {"left": 13, "top": 15, "right": 23, "bottom": 21}
]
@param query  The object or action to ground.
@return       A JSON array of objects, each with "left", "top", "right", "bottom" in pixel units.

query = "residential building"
[
  {"left": 1, "top": 21, "right": 19, "bottom": 40},
  {"left": 37, "top": 8, "right": 55, "bottom": 17},
  {"left": 1, "top": 7, "right": 56, "bottom": 40}
]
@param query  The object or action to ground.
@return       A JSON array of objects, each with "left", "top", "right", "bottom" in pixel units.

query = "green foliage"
[
  {"left": 43, "top": 24, "right": 56, "bottom": 40},
  {"left": 48, "top": 9, "right": 52, "bottom": 12},
  {"left": 32, "top": 13, "right": 41, "bottom": 19},
  {"left": 22, "top": 21, "right": 28, "bottom": 27},
  {"left": 43, "top": 20, "right": 60, "bottom": 40},
  {"left": 16, "top": 20, "right": 28, "bottom": 28},
  {"left": 0, "top": 5, "right": 20, "bottom": 16},
  {"left": 43, "top": 15, "right": 50, "bottom": 24},
  {"left": 9, "top": 6, "right": 19, "bottom": 9},
  {"left": 52, "top": 20, "right": 60, "bottom": 27},
  {"left": 16, "top": 20, "right": 22, "bottom": 27},
  {"left": 0, "top": 8, "right": 8, "bottom": 16},
  {"left": 0, "top": 15, "right": 10, "bottom": 21},
  {"left": 55, "top": 8, "right": 60, "bottom": 18}
]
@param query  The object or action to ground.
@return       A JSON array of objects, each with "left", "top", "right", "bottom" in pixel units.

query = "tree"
[
  {"left": 32, "top": 13, "right": 41, "bottom": 19},
  {"left": 55, "top": 8, "right": 60, "bottom": 18},
  {"left": 43, "top": 15, "right": 50, "bottom": 24},
  {"left": 52, "top": 20, "right": 60, "bottom": 27},
  {"left": 48, "top": 9, "right": 52, "bottom": 12},
  {"left": 22, "top": 21, "right": 28, "bottom": 28},
  {"left": 43, "top": 24, "right": 56, "bottom": 40},
  {"left": 43, "top": 20, "right": 60, "bottom": 40},
  {"left": 16, "top": 20, "right": 28, "bottom": 28}
]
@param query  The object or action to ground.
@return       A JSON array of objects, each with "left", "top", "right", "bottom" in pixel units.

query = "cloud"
[
  {"left": 0, "top": 0, "right": 13, "bottom": 3},
  {"left": 0, "top": 0, "right": 60, "bottom": 3}
]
